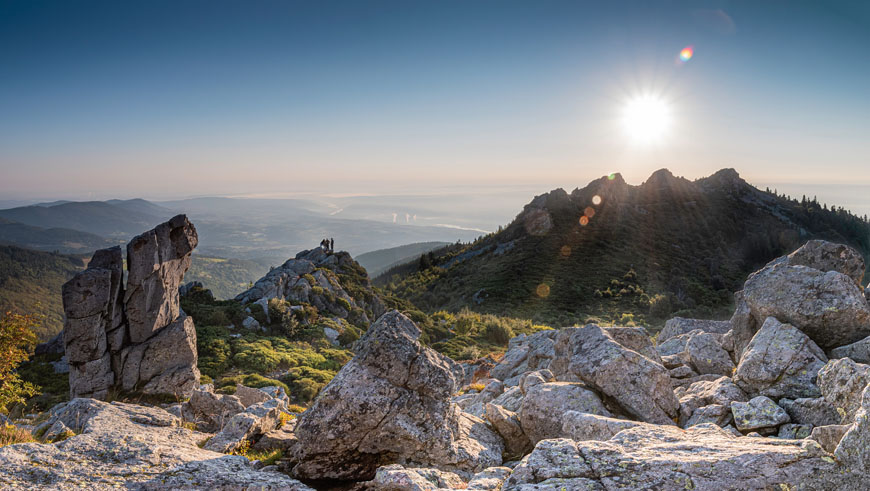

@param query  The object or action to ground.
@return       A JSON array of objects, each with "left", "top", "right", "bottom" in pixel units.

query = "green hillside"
[
  {"left": 0, "top": 245, "right": 86, "bottom": 341},
  {"left": 378, "top": 169, "right": 870, "bottom": 329},
  {"left": 356, "top": 241, "right": 450, "bottom": 277},
  {"left": 186, "top": 255, "right": 273, "bottom": 300}
]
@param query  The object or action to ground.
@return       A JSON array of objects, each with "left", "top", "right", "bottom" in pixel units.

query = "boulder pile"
[{"left": 63, "top": 215, "right": 201, "bottom": 400}]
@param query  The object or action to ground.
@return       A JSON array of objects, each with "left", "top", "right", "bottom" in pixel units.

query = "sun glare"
[{"left": 622, "top": 95, "right": 671, "bottom": 144}]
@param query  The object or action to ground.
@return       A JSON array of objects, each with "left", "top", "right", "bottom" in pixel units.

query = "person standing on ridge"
[{"left": 330, "top": 238, "right": 334, "bottom": 252}]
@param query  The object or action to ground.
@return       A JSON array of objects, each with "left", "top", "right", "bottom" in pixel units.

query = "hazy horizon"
[{"left": 2, "top": 1, "right": 869, "bottom": 202}]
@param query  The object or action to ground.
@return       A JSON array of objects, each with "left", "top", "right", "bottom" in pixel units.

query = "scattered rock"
[
  {"left": 234, "top": 384, "right": 272, "bottom": 408},
  {"left": 561, "top": 411, "right": 649, "bottom": 441},
  {"left": 730, "top": 396, "right": 790, "bottom": 433},
  {"left": 733, "top": 317, "right": 827, "bottom": 399},
  {"left": 830, "top": 335, "right": 870, "bottom": 364},
  {"left": 685, "top": 404, "right": 732, "bottom": 427},
  {"left": 490, "top": 330, "right": 556, "bottom": 383},
  {"left": 777, "top": 423, "right": 812, "bottom": 439},
  {"left": 205, "top": 399, "right": 281, "bottom": 453},
  {"left": 181, "top": 386, "right": 245, "bottom": 432},
  {"left": 817, "top": 357, "right": 870, "bottom": 423},
  {"left": 685, "top": 331, "right": 734, "bottom": 376},
  {"left": 372, "top": 464, "right": 466, "bottom": 491},
  {"left": 552, "top": 325, "right": 679, "bottom": 425},
  {"left": 242, "top": 316, "right": 262, "bottom": 331},
  {"left": 484, "top": 403, "right": 530, "bottom": 458},
  {"left": 467, "top": 466, "right": 512, "bottom": 490},
  {"left": 808, "top": 424, "right": 851, "bottom": 453},
  {"left": 778, "top": 397, "right": 841, "bottom": 427},
  {"left": 519, "top": 382, "right": 610, "bottom": 444},
  {"left": 741, "top": 261, "right": 870, "bottom": 349},
  {"left": 781, "top": 239, "right": 866, "bottom": 287},
  {"left": 291, "top": 311, "right": 503, "bottom": 481},
  {"left": 659, "top": 317, "right": 731, "bottom": 343},
  {"left": 675, "top": 376, "right": 747, "bottom": 427},
  {"left": 35, "top": 332, "right": 64, "bottom": 356}
]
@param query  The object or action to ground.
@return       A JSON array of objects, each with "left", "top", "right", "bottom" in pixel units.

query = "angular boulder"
[
  {"left": 741, "top": 261, "right": 870, "bottom": 349},
  {"left": 782, "top": 239, "right": 865, "bottom": 287},
  {"left": 817, "top": 357, "right": 870, "bottom": 424},
  {"left": 659, "top": 317, "right": 731, "bottom": 343},
  {"left": 731, "top": 396, "right": 790, "bottom": 433},
  {"left": 561, "top": 411, "right": 650, "bottom": 441},
  {"left": 205, "top": 399, "right": 282, "bottom": 453},
  {"left": 552, "top": 325, "right": 679, "bottom": 425},
  {"left": 733, "top": 317, "right": 827, "bottom": 399},
  {"left": 676, "top": 376, "right": 747, "bottom": 427},
  {"left": 778, "top": 397, "right": 841, "bottom": 427},
  {"left": 489, "top": 330, "right": 556, "bottom": 384},
  {"left": 518, "top": 382, "right": 610, "bottom": 444},
  {"left": 484, "top": 403, "right": 530, "bottom": 458},
  {"left": 685, "top": 331, "right": 734, "bottom": 376},
  {"left": 291, "top": 311, "right": 503, "bottom": 481},
  {"left": 830, "top": 335, "right": 870, "bottom": 364}
]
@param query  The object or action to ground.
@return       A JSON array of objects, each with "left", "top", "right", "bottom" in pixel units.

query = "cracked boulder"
[
  {"left": 733, "top": 317, "right": 827, "bottom": 399},
  {"left": 730, "top": 396, "right": 790, "bottom": 433},
  {"left": 817, "top": 357, "right": 870, "bottom": 424},
  {"left": 291, "top": 311, "right": 503, "bottom": 481},
  {"left": 659, "top": 317, "right": 731, "bottom": 344},
  {"left": 553, "top": 325, "right": 679, "bottom": 425}
]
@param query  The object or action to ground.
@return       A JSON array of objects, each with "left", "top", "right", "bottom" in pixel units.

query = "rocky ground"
[{"left": 3, "top": 232, "right": 870, "bottom": 490}]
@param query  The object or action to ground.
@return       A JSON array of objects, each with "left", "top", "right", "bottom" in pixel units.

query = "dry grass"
[{"left": 0, "top": 423, "right": 36, "bottom": 447}]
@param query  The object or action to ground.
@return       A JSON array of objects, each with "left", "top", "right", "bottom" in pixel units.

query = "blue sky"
[{"left": 1, "top": 0, "right": 868, "bottom": 201}]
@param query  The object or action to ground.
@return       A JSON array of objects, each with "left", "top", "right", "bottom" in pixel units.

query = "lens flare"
[
  {"left": 536, "top": 284, "right": 551, "bottom": 298},
  {"left": 579, "top": 216, "right": 590, "bottom": 226},
  {"left": 608, "top": 173, "right": 616, "bottom": 181},
  {"left": 679, "top": 46, "right": 694, "bottom": 62},
  {"left": 584, "top": 207, "right": 596, "bottom": 218},
  {"left": 592, "top": 195, "right": 602, "bottom": 205},
  {"left": 560, "top": 245, "right": 572, "bottom": 258}
]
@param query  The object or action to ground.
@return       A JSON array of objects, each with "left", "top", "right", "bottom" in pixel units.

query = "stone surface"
[
  {"left": 834, "top": 384, "right": 870, "bottom": 471},
  {"left": 371, "top": 464, "right": 466, "bottom": 491},
  {"left": 0, "top": 398, "right": 308, "bottom": 490},
  {"left": 467, "top": 466, "right": 512, "bottom": 490},
  {"left": 490, "top": 330, "right": 556, "bottom": 382},
  {"left": 731, "top": 396, "right": 790, "bottom": 432},
  {"left": 503, "top": 425, "right": 836, "bottom": 490},
  {"left": 733, "top": 317, "right": 827, "bottom": 399},
  {"left": 118, "top": 314, "right": 199, "bottom": 397},
  {"left": 685, "top": 404, "right": 732, "bottom": 428},
  {"left": 675, "top": 376, "right": 747, "bottom": 427},
  {"left": 484, "top": 403, "right": 530, "bottom": 458},
  {"left": 205, "top": 399, "right": 281, "bottom": 453},
  {"left": 124, "top": 214, "right": 198, "bottom": 344},
  {"left": 808, "top": 424, "right": 850, "bottom": 453},
  {"left": 778, "top": 397, "right": 841, "bottom": 427},
  {"left": 234, "top": 384, "right": 272, "bottom": 408},
  {"left": 552, "top": 325, "right": 679, "bottom": 425},
  {"left": 291, "top": 311, "right": 503, "bottom": 481},
  {"left": 783, "top": 239, "right": 866, "bottom": 287},
  {"left": 777, "top": 423, "right": 813, "bottom": 439},
  {"left": 830, "top": 335, "right": 870, "bottom": 364},
  {"left": 601, "top": 326, "right": 661, "bottom": 363},
  {"left": 181, "top": 386, "right": 245, "bottom": 433},
  {"left": 659, "top": 317, "right": 731, "bottom": 343},
  {"left": 741, "top": 261, "right": 870, "bottom": 349},
  {"left": 561, "top": 411, "right": 649, "bottom": 441},
  {"left": 685, "top": 331, "right": 734, "bottom": 376},
  {"left": 519, "top": 382, "right": 610, "bottom": 444},
  {"left": 817, "top": 357, "right": 870, "bottom": 424}
]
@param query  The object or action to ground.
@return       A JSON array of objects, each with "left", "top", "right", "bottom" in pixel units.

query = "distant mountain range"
[{"left": 379, "top": 169, "right": 870, "bottom": 327}]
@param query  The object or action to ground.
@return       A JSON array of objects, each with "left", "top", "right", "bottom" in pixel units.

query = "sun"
[{"left": 621, "top": 95, "right": 671, "bottom": 144}]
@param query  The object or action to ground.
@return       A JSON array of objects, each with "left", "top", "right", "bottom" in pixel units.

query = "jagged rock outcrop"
[
  {"left": 235, "top": 247, "right": 385, "bottom": 326},
  {"left": 658, "top": 317, "right": 731, "bottom": 343},
  {"left": 675, "top": 376, "right": 747, "bottom": 427},
  {"left": 62, "top": 215, "right": 200, "bottom": 400},
  {"left": 552, "top": 325, "right": 679, "bottom": 425},
  {"left": 502, "top": 424, "right": 836, "bottom": 490},
  {"left": 775, "top": 239, "right": 865, "bottom": 287},
  {"left": 291, "top": 311, "right": 503, "bottom": 481},
  {"left": 733, "top": 317, "right": 827, "bottom": 399},
  {"left": 0, "top": 398, "right": 310, "bottom": 490},
  {"left": 489, "top": 330, "right": 556, "bottom": 385}
]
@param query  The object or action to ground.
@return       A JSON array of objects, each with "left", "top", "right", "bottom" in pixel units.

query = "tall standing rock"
[
  {"left": 125, "top": 214, "right": 198, "bottom": 344},
  {"left": 63, "top": 215, "right": 201, "bottom": 400},
  {"left": 292, "top": 311, "right": 503, "bottom": 481}
]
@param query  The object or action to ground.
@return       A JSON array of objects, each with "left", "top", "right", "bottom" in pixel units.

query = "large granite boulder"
[
  {"left": 552, "top": 325, "right": 679, "bottom": 425},
  {"left": 489, "top": 330, "right": 556, "bottom": 384},
  {"left": 63, "top": 215, "right": 201, "bottom": 400},
  {"left": 561, "top": 411, "right": 651, "bottom": 442},
  {"left": 205, "top": 399, "right": 282, "bottom": 453},
  {"left": 817, "top": 357, "right": 870, "bottom": 424},
  {"left": 503, "top": 424, "right": 836, "bottom": 490},
  {"left": 830, "top": 335, "right": 870, "bottom": 364},
  {"left": 780, "top": 239, "right": 865, "bottom": 287},
  {"left": 291, "top": 311, "right": 503, "bottom": 481},
  {"left": 730, "top": 396, "right": 790, "bottom": 433},
  {"left": 741, "top": 261, "right": 870, "bottom": 350},
  {"left": 518, "top": 382, "right": 610, "bottom": 444},
  {"left": 778, "top": 397, "right": 841, "bottom": 427},
  {"left": 834, "top": 383, "right": 870, "bottom": 471},
  {"left": 675, "top": 376, "right": 747, "bottom": 427},
  {"left": 733, "top": 317, "right": 827, "bottom": 399},
  {"left": 181, "top": 386, "right": 246, "bottom": 432},
  {"left": 484, "top": 403, "right": 530, "bottom": 458},
  {"left": 684, "top": 331, "right": 734, "bottom": 376},
  {"left": 0, "top": 398, "right": 310, "bottom": 489}
]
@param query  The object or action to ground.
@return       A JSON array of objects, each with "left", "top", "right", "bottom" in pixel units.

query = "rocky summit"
[{"left": 4, "top": 236, "right": 870, "bottom": 490}]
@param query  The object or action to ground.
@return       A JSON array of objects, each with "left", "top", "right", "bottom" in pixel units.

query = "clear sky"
[{"left": 1, "top": 0, "right": 868, "bottom": 201}]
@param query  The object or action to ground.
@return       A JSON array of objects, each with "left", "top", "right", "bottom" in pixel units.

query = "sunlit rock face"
[{"left": 63, "top": 215, "right": 200, "bottom": 400}]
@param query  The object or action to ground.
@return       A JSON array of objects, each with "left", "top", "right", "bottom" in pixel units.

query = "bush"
[
  {"left": 0, "top": 424, "right": 35, "bottom": 447},
  {"left": 0, "top": 312, "right": 40, "bottom": 414},
  {"left": 484, "top": 322, "right": 513, "bottom": 346}
]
